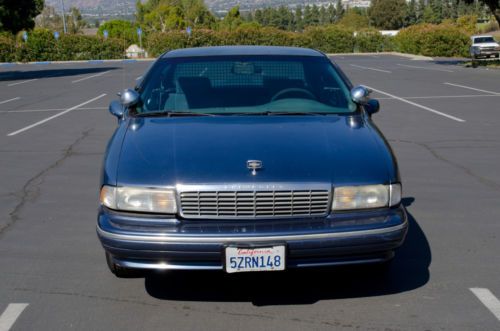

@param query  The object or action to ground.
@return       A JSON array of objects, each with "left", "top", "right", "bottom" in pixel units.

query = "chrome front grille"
[{"left": 178, "top": 185, "right": 331, "bottom": 219}]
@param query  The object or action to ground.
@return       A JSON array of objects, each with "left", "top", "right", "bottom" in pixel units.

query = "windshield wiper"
[
  {"left": 265, "top": 111, "right": 329, "bottom": 116},
  {"left": 135, "top": 111, "right": 215, "bottom": 118},
  {"left": 221, "top": 111, "right": 330, "bottom": 116}
]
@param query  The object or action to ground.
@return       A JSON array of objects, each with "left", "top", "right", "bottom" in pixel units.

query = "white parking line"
[
  {"left": 0, "top": 107, "right": 106, "bottom": 113},
  {"left": 72, "top": 71, "right": 111, "bottom": 83},
  {"left": 366, "top": 86, "right": 466, "bottom": 123},
  {"left": 377, "top": 94, "right": 500, "bottom": 100},
  {"left": 7, "top": 94, "right": 107, "bottom": 136},
  {"left": 470, "top": 288, "right": 500, "bottom": 321},
  {"left": 7, "top": 79, "right": 38, "bottom": 87},
  {"left": 444, "top": 82, "right": 500, "bottom": 95},
  {"left": 136, "top": 76, "right": 143, "bottom": 80},
  {"left": 398, "top": 64, "right": 454, "bottom": 73},
  {"left": 0, "top": 97, "right": 20, "bottom": 105},
  {"left": 0, "top": 304, "right": 29, "bottom": 331},
  {"left": 350, "top": 64, "right": 392, "bottom": 74}
]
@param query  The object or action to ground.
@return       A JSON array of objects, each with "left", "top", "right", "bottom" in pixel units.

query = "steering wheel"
[{"left": 271, "top": 88, "right": 316, "bottom": 102}]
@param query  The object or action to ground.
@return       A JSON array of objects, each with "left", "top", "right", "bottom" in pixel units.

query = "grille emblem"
[{"left": 247, "top": 160, "right": 263, "bottom": 176}]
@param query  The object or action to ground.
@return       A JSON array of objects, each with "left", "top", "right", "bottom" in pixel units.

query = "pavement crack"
[
  {"left": 0, "top": 128, "right": 94, "bottom": 237},
  {"left": 391, "top": 139, "right": 500, "bottom": 191}
]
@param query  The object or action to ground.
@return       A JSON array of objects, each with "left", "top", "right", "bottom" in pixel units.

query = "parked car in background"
[
  {"left": 470, "top": 35, "right": 500, "bottom": 59},
  {"left": 97, "top": 46, "right": 408, "bottom": 277}
]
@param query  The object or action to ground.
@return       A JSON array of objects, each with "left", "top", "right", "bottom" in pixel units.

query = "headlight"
[
  {"left": 332, "top": 184, "right": 401, "bottom": 211},
  {"left": 100, "top": 185, "right": 177, "bottom": 214}
]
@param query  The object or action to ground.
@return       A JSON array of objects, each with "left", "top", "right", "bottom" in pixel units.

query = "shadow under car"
[{"left": 143, "top": 198, "right": 430, "bottom": 306}]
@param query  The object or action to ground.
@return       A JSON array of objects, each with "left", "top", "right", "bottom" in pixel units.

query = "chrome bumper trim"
[
  {"left": 97, "top": 221, "right": 407, "bottom": 244},
  {"left": 114, "top": 259, "right": 223, "bottom": 271}
]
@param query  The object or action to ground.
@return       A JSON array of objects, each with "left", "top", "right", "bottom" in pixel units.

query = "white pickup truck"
[{"left": 470, "top": 35, "right": 500, "bottom": 59}]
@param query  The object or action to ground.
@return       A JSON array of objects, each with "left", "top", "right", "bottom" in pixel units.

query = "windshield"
[
  {"left": 136, "top": 55, "right": 356, "bottom": 115},
  {"left": 474, "top": 37, "right": 495, "bottom": 44}
]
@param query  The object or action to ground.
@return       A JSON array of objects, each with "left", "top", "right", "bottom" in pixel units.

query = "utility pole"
[{"left": 60, "top": 0, "right": 68, "bottom": 34}]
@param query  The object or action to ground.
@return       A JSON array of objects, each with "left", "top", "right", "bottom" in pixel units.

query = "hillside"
[
  {"left": 205, "top": 0, "right": 348, "bottom": 12},
  {"left": 46, "top": 0, "right": 354, "bottom": 12}
]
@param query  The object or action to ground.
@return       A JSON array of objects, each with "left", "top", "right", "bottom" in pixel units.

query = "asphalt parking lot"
[{"left": 0, "top": 54, "right": 500, "bottom": 330}]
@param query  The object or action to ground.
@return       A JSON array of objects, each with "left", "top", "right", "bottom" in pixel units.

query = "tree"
[
  {"left": 416, "top": 0, "right": 426, "bottom": 23},
  {"left": 463, "top": 0, "right": 500, "bottom": 26},
  {"left": 442, "top": 0, "right": 454, "bottom": 20},
  {"left": 0, "top": 0, "right": 44, "bottom": 33},
  {"left": 67, "top": 7, "right": 86, "bottom": 34},
  {"left": 405, "top": 0, "right": 418, "bottom": 26},
  {"left": 98, "top": 20, "right": 137, "bottom": 44},
  {"left": 368, "top": 0, "right": 408, "bottom": 29},
  {"left": 335, "top": 0, "right": 345, "bottom": 22},
  {"left": 429, "top": 0, "right": 444, "bottom": 23},
  {"left": 220, "top": 6, "right": 242, "bottom": 30},
  {"left": 303, "top": 5, "right": 313, "bottom": 26},
  {"left": 338, "top": 10, "right": 370, "bottom": 30},
  {"left": 295, "top": 6, "right": 304, "bottom": 31},
  {"left": 137, "top": 0, "right": 216, "bottom": 32},
  {"left": 327, "top": 4, "right": 337, "bottom": 24},
  {"left": 422, "top": 0, "right": 444, "bottom": 24},
  {"left": 182, "top": 0, "right": 215, "bottom": 28},
  {"left": 254, "top": 9, "right": 264, "bottom": 25},
  {"left": 319, "top": 6, "right": 328, "bottom": 25},
  {"left": 276, "top": 5, "right": 293, "bottom": 30},
  {"left": 310, "top": 5, "right": 321, "bottom": 26},
  {"left": 35, "top": 5, "right": 63, "bottom": 31}
]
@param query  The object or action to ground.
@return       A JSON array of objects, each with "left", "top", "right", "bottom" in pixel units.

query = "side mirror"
[
  {"left": 109, "top": 100, "right": 125, "bottom": 119},
  {"left": 119, "top": 88, "right": 140, "bottom": 108},
  {"left": 351, "top": 85, "right": 372, "bottom": 105},
  {"left": 365, "top": 99, "right": 380, "bottom": 116}
]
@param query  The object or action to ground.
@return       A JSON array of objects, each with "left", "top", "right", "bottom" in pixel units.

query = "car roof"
[
  {"left": 161, "top": 46, "right": 325, "bottom": 59},
  {"left": 471, "top": 35, "right": 494, "bottom": 39}
]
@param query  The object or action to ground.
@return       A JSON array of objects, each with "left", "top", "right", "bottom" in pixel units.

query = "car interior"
[{"left": 142, "top": 60, "right": 349, "bottom": 112}]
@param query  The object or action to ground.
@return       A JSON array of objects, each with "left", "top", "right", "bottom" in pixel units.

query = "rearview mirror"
[
  {"left": 365, "top": 99, "right": 380, "bottom": 116},
  {"left": 119, "top": 89, "right": 140, "bottom": 108},
  {"left": 351, "top": 85, "right": 372, "bottom": 105},
  {"left": 109, "top": 100, "right": 125, "bottom": 119}
]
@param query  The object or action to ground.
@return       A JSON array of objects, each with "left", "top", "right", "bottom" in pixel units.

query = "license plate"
[{"left": 225, "top": 246, "right": 285, "bottom": 273}]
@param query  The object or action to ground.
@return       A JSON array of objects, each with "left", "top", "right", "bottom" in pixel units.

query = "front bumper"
[
  {"left": 472, "top": 49, "right": 500, "bottom": 57},
  {"left": 97, "top": 206, "right": 408, "bottom": 271}
]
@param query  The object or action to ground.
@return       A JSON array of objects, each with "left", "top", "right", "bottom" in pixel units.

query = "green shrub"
[
  {"left": 146, "top": 31, "right": 188, "bottom": 57},
  {"left": 15, "top": 29, "right": 57, "bottom": 62},
  {"left": 395, "top": 24, "right": 470, "bottom": 57},
  {"left": 303, "top": 26, "right": 355, "bottom": 53},
  {"left": 16, "top": 32, "right": 123, "bottom": 62},
  {"left": 57, "top": 35, "right": 124, "bottom": 60},
  {"left": 98, "top": 20, "right": 139, "bottom": 46},
  {"left": 146, "top": 27, "right": 302, "bottom": 56},
  {"left": 0, "top": 34, "right": 15, "bottom": 62},
  {"left": 187, "top": 29, "right": 223, "bottom": 47},
  {"left": 231, "top": 27, "right": 296, "bottom": 46},
  {"left": 456, "top": 15, "right": 478, "bottom": 34},
  {"left": 355, "top": 29, "right": 394, "bottom": 52}
]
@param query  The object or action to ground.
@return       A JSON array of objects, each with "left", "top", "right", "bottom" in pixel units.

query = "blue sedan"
[{"left": 97, "top": 46, "right": 408, "bottom": 277}]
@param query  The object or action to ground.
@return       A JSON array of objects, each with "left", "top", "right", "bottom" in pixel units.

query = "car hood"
[{"left": 115, "top": 115, "right": 397, "bottom": 187}]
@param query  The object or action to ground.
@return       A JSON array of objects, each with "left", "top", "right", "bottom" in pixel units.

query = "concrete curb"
[{"left": 0, "top": 58, "right": 156, "bottom": 66}]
